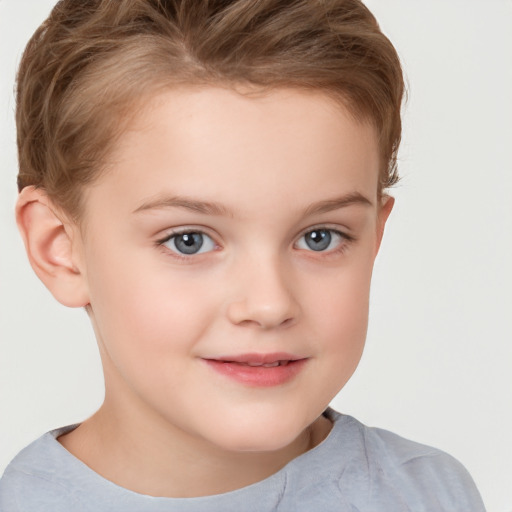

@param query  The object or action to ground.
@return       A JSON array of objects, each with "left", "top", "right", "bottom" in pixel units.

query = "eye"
[
  {"left": 296, "top": 228, "right": 346, "bottom": 252},
  {"left": 161, "top": 231, "right": 216, "bottom": 255}
]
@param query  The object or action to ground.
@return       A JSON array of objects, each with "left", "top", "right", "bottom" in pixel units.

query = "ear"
[
  {"left": 16, "top": 186, "right": 89, "bottom": 308},
  {"left": 374, "top": 194, "right": 394, "bottom": 255}
]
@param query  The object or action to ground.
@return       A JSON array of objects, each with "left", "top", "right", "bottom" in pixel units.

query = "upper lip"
[{"left": 205, "top": 352, "right": 305, "bottom": 364}]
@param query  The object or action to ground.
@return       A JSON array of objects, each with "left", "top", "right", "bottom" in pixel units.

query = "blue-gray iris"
[
  {"left": 305, "top": 230, "right": 331, "bottom": 251},
  {"left": 174, "top": 233, "right": 204, "bottom": 254}
]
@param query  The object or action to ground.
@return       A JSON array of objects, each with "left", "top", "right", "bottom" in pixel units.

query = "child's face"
[{"left": 75, "top": 87, "right": 391, "bottom": 452}]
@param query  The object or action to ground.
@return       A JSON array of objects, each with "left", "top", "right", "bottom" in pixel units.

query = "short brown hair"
[{"left": 16, "top": 0, "right": 405, "bottom": 219}]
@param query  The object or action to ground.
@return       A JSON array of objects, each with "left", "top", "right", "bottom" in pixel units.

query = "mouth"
[
  {"left": 203, "top": 353, "right": 308, "bottom": 387},
  {"left": 227, "top": 360, "right": 292, "bottom": 368}
]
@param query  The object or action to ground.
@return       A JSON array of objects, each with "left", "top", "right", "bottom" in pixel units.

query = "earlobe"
[
  {"left": 16, "top": 186, "right": 89, "bottom": 308},
  {"left": 375, "top": 194, "right": 394, "bottom": 255}
]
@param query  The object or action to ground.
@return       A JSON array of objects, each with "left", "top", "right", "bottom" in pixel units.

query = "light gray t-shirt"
[{"left": 0, "top": 408, "right": 486, "bottom": 511}]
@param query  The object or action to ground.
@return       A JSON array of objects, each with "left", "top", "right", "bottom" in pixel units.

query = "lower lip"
[{"left": 204, "top": 359, "right": 308, "bottom": 387}]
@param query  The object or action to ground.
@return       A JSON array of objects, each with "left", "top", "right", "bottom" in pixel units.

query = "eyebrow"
[
  {"left": 133, "top": 195, "right": 231, "bottom": 216},
  {"left": 302, "top": 192, "right": 373, "bottom": 216},
  {"left": 133, "top": 191, "right": 372, "bottom": 217}
]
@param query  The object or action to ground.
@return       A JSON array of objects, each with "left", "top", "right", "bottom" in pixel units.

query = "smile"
[
  {"left": 230, "top": 360, "right": 290, "bottom": 367},
  {"left": 203, "top": 353, "right": 308, "bottom": 387}
]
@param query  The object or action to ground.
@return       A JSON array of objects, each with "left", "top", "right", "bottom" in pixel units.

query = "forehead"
[{"left": 86, "top": 86, "right": 380, "bottom": 218}]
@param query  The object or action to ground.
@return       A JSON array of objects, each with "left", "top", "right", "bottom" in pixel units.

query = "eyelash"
[
  {"left": 155, "top": 226, "right": 354, "bottom": 261},
  {"left": 295, "top": 226, "right": 354, "bottom": 256},
  {"left": 155, "top": 228, "right": 218, "bottom": 262}
]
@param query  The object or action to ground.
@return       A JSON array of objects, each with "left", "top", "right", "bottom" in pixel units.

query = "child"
[{"left": 0, "top": 0, "right": 486, "bottom": 510}]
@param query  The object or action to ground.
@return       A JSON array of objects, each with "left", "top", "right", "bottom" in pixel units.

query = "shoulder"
[
  {"left": 0, "top": 425, "right": 85, "bottom": 512},
  {"left": 324, "top": 409, "right": 486, "bottom": 511}
]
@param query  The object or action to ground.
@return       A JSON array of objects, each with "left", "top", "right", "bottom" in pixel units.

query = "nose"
[{"left": 226, "top": 255, "right": 300, "bottom": 329}]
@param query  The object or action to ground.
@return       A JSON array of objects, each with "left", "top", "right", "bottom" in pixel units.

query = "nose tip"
[
  {"left": 227, "top": 299, "right": 297, "bottom": 329},
  {"left": 226, "top": 262, "right": 300, "bottom": 329}
]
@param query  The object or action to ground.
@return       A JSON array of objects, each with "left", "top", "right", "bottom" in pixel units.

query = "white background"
[{"left": 0, "top": 1, "right": 511, "bottom": 510}]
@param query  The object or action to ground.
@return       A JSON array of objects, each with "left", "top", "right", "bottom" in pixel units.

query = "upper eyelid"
[
  {"left": 157, "top": 229, "right": 218, "bottom": 259},
  {"left": 156, "top": 226, "right": 218, "bottom": 243},
  {"left": 296, "top": 224, "right": 352, "bottom": 240},
  {"left": 155, "top": 224, "right": 353, "bottom": 246},
  {"left": 293, "top": 226, "right": 354, "bottom": 254}
]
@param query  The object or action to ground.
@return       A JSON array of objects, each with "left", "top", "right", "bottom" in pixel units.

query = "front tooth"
[{"left": 244, "top": 361, "right": 282, "bottom": 367}]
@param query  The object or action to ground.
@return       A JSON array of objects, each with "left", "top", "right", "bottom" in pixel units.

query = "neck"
[{"left": 58, "top": 394, "right": 332, "bottom": 498}]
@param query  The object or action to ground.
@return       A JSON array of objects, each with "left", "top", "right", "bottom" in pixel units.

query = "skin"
[{"left": 17, "top": 86, "right": 393, "bottom": 498}]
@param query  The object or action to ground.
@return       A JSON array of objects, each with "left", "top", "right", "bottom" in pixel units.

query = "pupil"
[
  {"left": 175, "top": 233, "right": 203, "bottom": 254},
  {"left": 182, "top": 234, "right": 195, "bottom": 246},
  {"left": 306, "top": 230, "right": 331, "bottom": 251}
]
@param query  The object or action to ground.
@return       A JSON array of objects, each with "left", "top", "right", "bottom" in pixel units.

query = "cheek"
[
  {"left": 85, "top": 244, "right": 218, "bottom": 363},
  {"left": 88, "top": 266, "right": 214, "bottom": 402},
  {"left": 317, "top": 289, "right": 369, "bottom": 362},
  {"left": 305, "top": 254, "right": 374, "bottom": 367},
  {"left": 309, "top": 253, "right": 372, "bottom": 326},
  {"left": 96, "top": 272, "right": 215, "bottom": 350}
]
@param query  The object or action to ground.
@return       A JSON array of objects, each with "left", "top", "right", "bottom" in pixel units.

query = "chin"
[
  {"left": 207, "top": 415, "right": 309, "bottom": 454},
  {"left": 220, "top": 435, "right": 300, "bottom": 454}
]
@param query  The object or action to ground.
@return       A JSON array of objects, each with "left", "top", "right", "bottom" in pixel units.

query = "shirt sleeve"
[
  {"left": 0, "top": 469, "right": 24, "bottom": 512},
  {"left": 0, "top": 467, "right": 83, "bottom": 512},
  {"left": 364, "top": 425, "right": 487, "bottom": 512},
  {"left": 398, "top": 450, "right": 487, "bottom": 511}
]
